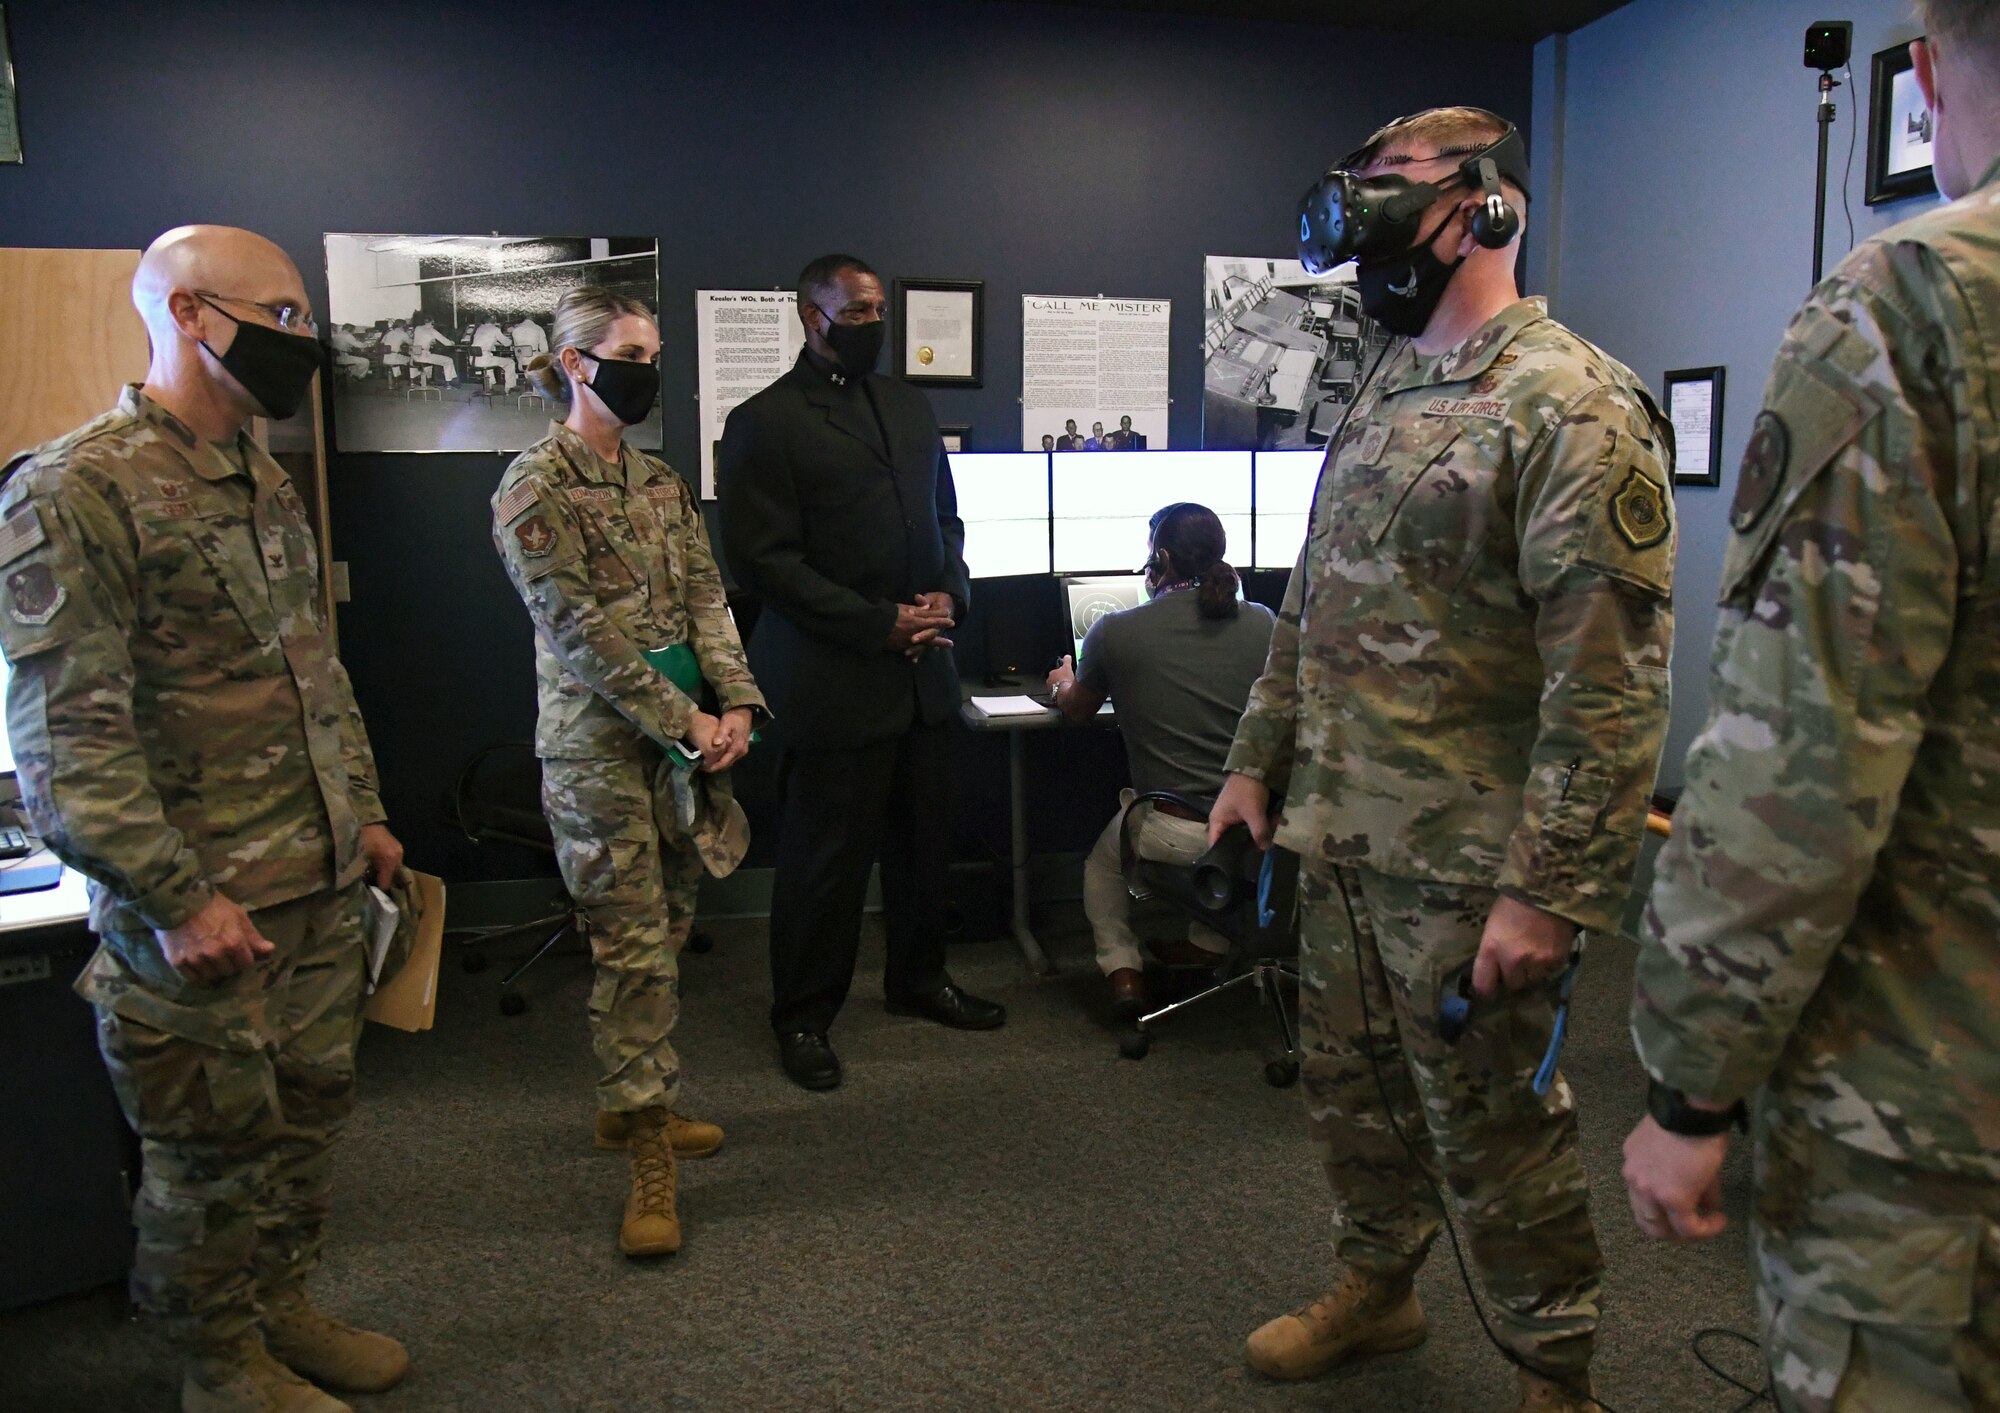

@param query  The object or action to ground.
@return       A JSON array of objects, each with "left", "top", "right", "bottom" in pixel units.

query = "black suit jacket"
[{"left": 717, "top": 353, "right": 971, "bottom": 751}]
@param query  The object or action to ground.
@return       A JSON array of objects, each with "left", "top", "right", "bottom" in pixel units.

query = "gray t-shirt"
[{"left": 1077, "top": 589, "right": 1277, "bottom": 811}]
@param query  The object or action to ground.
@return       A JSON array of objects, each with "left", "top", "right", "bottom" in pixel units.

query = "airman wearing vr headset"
[{"left": 1213, "top": 107, "right": 1677, "bottom": 1412}]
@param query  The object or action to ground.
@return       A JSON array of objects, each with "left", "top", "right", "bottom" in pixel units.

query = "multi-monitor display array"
[{"left": 950, "top": 448, "right": 1324, "bottom": 579}]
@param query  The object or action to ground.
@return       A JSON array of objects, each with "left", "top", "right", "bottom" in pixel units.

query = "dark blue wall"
[{"left": 0, "top": 0, "right": 1531, "bottom": 879}]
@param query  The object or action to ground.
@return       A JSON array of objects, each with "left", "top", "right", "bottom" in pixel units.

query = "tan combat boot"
[
  {"left": 594, "top": 1108, "right": 725, "bottom": 1157},
  {"left": 619, "top": 1106, "right": 682, "bottom": 1257},
  {"left": 1245, "top": 1267, "right": 1428, "bottom": 1381},
  {"left": 1516, "top": 1366, "right": 1597, "bottom": 1412},
  {"left": 263, "top": 1288, "right": 409, "bottom": 1395},
  {"left": 182, "top": 1332, "right": 352, "bottom": 1413}
]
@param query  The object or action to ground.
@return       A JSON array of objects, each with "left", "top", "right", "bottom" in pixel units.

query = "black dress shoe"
[
  {"left": 778, "top": 1030, "right": 841, "bottom": 1090},
  {"left": 885, "top": 981, "right": 1007, "bottom": 1031}
]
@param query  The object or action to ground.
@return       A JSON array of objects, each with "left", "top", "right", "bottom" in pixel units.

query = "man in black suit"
[{"left": 718, "top": 253, "right": 1005, "bottom": 1091}]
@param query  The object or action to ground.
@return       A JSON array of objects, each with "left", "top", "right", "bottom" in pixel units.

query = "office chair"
[
  {"left": 448, "top": 742, "right": 713, "bottom": 1017},
  {"left": 1114, "top": 790, "right": 1301, "bottom": 1087}
]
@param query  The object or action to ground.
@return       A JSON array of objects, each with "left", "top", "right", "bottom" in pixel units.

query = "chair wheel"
[
  {"left": 461, "top": 950, "right": 490, "bottom": 975},
  {"left": 1265, "top": 1059, "right": 1300, "bottom": 1088},
  {"left": 686, "top": 931, "right": 714, "bottom": 955},
  {"left": 1118, "top": 1030, "right": 1150, "bottom": 1061},
  {"left": 499, "top": 990, "right": 527, "bottom": 1017}
]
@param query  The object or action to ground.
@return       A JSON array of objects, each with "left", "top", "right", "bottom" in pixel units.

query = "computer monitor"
[
  {"left": 1059, "top": 575, "right": 1147, "bottom": 665},
  {"left": 0, "top": 653, "right": 15, "bottom": 776},
  {"left": 1252, "top": 449, "right": 1324, "bottom": 570},
  {"left": 949, "top": 452, "right": 1052, "bottom": 579},
  {"left": 1050, "top": 450, "right": 1253, "bottom": 574}
]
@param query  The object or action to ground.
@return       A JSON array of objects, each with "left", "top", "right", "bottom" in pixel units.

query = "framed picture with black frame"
[
  {"left": 1663, "top": 366, "right": 1725, "bottom": 488},
  {"left": 894, "top": 277, "right": 984, "bottom": 387},
  {"left": 939, "top": 423, "right": 971, "bottom": 454},
  {"left": 1866, "top": 39, "right": 1938, "bottom": 206}
]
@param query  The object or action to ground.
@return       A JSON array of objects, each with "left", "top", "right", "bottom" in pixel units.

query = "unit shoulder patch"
[
  {"left": 6, "top": 563, "right": 66, "bottom": 625},
  {"left": 0, "top": 506, "right": 47, "bottom": 567},
  {"left": 1610, "top": 468, "right": 1671, "bottom": 551},
  {"left": 513, "top": 514, "right": 557, "bottom": 558},
  {"left": 1732, "top": 410, "right": 1789, "bottom": 533}
]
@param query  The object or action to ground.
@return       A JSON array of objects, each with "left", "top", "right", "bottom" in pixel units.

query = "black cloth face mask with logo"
[
  {"left": 817, "top": 308, "right": 886, "bottom": 379},
  {"left": 198, "top": 298, "right": 322, "bottom": 420},
  {"left": 584, "top": 353, "right": 661, "bottom": 425},
  {"left": 1355, "top": 208, "right": 1465, "bottom": 339}
]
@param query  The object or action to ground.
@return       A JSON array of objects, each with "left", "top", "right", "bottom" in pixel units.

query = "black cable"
[
  {"left": 1841, "top": 64, "right": 1859, "bottom": 253},
  {"left": 1692, "top": 1326, "right": 1773, "bottom": 1411}
]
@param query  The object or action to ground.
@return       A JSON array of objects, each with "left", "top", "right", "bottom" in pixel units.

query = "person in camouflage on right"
[
  {"left": 1625, "top": 7, "right": 2000, "bottom": 1410},
  {"left": 1212, "top": 107, "right": 1676, "bottom": 1413}
]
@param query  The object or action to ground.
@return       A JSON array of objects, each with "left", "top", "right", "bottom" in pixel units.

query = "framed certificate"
[
  {"left": 1866, "top": 40, "right": 1938, "bottom": 206},
  {"left": 895, "top": 277, "right": 984, "bottom": 387},
  {"left": 0, "top": 6, "right": 21, "bottom": 165},
  {"left": 1664, "top": 366, "right": 1725, "bottom": 487},
  {"left": 939, "top": 423, "right": 971, "bottom": 454}
]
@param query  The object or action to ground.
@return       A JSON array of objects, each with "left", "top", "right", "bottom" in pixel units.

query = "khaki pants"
[
  {"left": 541, "top": 753, "right": 702, "bottom": 1114},
  {"left": 89, "top": 883, "right": 369, "bottom": 1353},
  {"left": 1296, "top": 861, "right": 1602, "bottom": 1379},
  {"left": 1756, "top": 1101, "right": 2000, "bottom": 1412},
  {"left": 1082, "top": 789, "right": 1229, "bottom": 976}
]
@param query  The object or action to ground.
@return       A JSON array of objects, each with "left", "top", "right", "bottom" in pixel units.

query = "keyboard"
[{"left": 0, "top": 826, "right": 32, "bottom": 860}]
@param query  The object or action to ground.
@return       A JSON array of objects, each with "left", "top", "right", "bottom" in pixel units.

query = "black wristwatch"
[{"left": 1646, "top": 1079, "right": 1747, "bottom": 1137}]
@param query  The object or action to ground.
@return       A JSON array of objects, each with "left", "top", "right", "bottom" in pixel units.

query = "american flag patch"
[
  {"left": 496, "top": 481, "right": 539, "bottom": 524},
  {"left": 0, "top": 506, "right": 47, "bottom": 567}
]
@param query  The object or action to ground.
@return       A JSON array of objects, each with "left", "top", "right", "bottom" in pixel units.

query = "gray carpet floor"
[{"left": 1, "top": 902, "right": 1765, "bottom": 1413}]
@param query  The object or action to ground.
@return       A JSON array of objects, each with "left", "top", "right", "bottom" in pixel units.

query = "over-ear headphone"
[{"left": 1296, "top": 115, "right": 1530, "bottom": 274}]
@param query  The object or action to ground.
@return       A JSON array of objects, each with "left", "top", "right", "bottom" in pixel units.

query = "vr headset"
[{"left": 1296, "top": 113, "right": 1532, "bottom": 275}]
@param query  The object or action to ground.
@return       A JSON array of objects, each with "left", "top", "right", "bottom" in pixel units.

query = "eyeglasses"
[{"left": 195, "top": 290, "right": 319, "bottom": 336}]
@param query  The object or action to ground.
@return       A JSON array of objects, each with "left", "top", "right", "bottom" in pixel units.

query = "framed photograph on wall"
[
  {"left": 939, "top": 423, "right": 971, "bottom": 454},
  {"left": 1664, "top": 366, "right": 1725, "bottom": 488},
  {"left": 1866, "top": 40, "right": 1938, "bottom": 206},
  {"left": 895, "top": 277, "right": 983, "bottom": 387},
  {"left": 0, "top": 5, "right": 22, "bottom": 164}
]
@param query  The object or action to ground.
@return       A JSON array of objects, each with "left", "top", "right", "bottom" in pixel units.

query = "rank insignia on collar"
[
  {"left": 6, "top": 563, "right": 66, "bottom": 625},
  {"left": 514, "top": 514, "right": 556, "bottom": 558},
  {"left": 1610, "top": 468, "right": 1671, "bottom": 551},
  {"left": 1732, "top": 410, "right": 1789, "bottom": 533}
]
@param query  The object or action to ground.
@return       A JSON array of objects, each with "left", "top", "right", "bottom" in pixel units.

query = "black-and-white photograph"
[
  {"left": 1201, "top": 255, "right": 1391, "bottom": 450},
  {"left": 323, "top": 234, "right": 661, "bottom": 453}
]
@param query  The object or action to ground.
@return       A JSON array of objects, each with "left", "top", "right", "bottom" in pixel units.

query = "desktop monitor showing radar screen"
[
  {"left": 1252, "top": 449, "right": 1324, "bottom": 570},
  {"left": 1061, "top": 576, "right": 1147, "bottom": 665},
  {"left": 949, "top": 452, "right": 1054, "bottom": 578},
  {"left": 1050, "top": 450, "right": 1252, "bottom": 574}
]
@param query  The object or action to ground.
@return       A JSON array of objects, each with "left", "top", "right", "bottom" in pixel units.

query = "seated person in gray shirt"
[{"left": 1046, "top": 503, "right": 1276, "bottom": 1018}]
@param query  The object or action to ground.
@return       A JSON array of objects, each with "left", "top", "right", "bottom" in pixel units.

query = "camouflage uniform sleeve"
[
  {"left": 1222, "top": 537, "right": 1307, "bottom": 797},
  {"left": 492, "top": 468, "right": 699, "bottom": 747},
  {"left": 0, "top": 460, "right": 214, "bottom": 929},
  {"left": 331, "top": 658, "right": 387, "bottom": 825},
  {"left": 1633, "top": 248, "right": 1959, "bottom": 1104},
  {"left": 675, "top": 490, "right": 767, "bottom": 718},
  {"left": 1496, "top": 382, "right": 1676, "bottom": 934}
]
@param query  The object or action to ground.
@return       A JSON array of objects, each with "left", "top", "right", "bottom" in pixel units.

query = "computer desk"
[
  {"left": 0, "top": 853, "right": 91, "bottom": 938},
  {"left": 958, "top": 688, "right": 1116, "bottom": 978}
]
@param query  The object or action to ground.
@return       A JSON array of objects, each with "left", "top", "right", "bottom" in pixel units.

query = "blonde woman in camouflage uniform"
[{"left": 491, "top": 286, "right": 766, "bottom": 1259}]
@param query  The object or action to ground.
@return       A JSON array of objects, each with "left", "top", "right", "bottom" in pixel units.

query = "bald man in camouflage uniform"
[
  {"left": 0, "top": 226, "right": 407, "bottom": 1413},
  {"left": 493, "top": 412, "right": 764, "bottom": 1258},
  {"left": 1625, "top": 10, "right": 2000, "bottom": 1409},
  {"left": 1212, "top": 108, "right": 1675, "bottom": 1412}
]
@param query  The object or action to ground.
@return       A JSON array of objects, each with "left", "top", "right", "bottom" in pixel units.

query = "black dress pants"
[{"left": 768, "top": 721, "right": 951, "bottom": 1034}]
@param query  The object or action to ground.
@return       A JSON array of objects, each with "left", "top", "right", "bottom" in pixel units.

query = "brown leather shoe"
[
  {"left": 619, "top": 1107, "right": 681, "bottom": 1257},
  {"left": 1246, "top": 1267, "right": 1427, "bottom": 1381},
  {"left": 595, "top": 1109, "right": 724, "bottom": 1158},
  {"left": 1108, "top": 968, "right": 1147, "bottom": 1020}
]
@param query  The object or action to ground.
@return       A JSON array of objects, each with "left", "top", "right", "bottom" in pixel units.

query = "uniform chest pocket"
[
  {"left": 1341, "top": 430, "right": 1467, "bottom": 549},
  {"left": 143, "top": 506, "right": 278, "bottom": 644}
]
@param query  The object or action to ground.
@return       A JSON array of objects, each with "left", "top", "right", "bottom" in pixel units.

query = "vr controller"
[{"left": 1437, "top": 949, "right": 1582, "bottom": 1098}]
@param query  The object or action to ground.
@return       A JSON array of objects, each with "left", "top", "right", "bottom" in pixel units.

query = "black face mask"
[
  {"left": 1355, "top": 209, "right": 1464, "bottom": 338},
  {"left": 198, "top": 300, "right": 322, "bottom": 420},
  {"left": 818, "top": 310, "right": 885, "bottom": 379},
  {"left": 584, "top": 354, "right": 660, "bottom": 425}
]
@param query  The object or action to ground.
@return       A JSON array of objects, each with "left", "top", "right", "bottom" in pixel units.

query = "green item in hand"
[{"left": 643, "top": 643, "right": 760, "bottom": 754}]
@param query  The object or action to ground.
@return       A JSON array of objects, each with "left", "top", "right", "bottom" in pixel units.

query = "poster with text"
[
  {"left": 1021, "top": 295, "right": 1170, "bottom": 453},
  {"left": 1201, "top": 255, "right": 1390, "bottom": 450},
  {"left": 696, "top": 290, "right": 807, "bottom": 498},
  {"left": 323, "top": 234, "right": 661, "bottom": 454}
]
